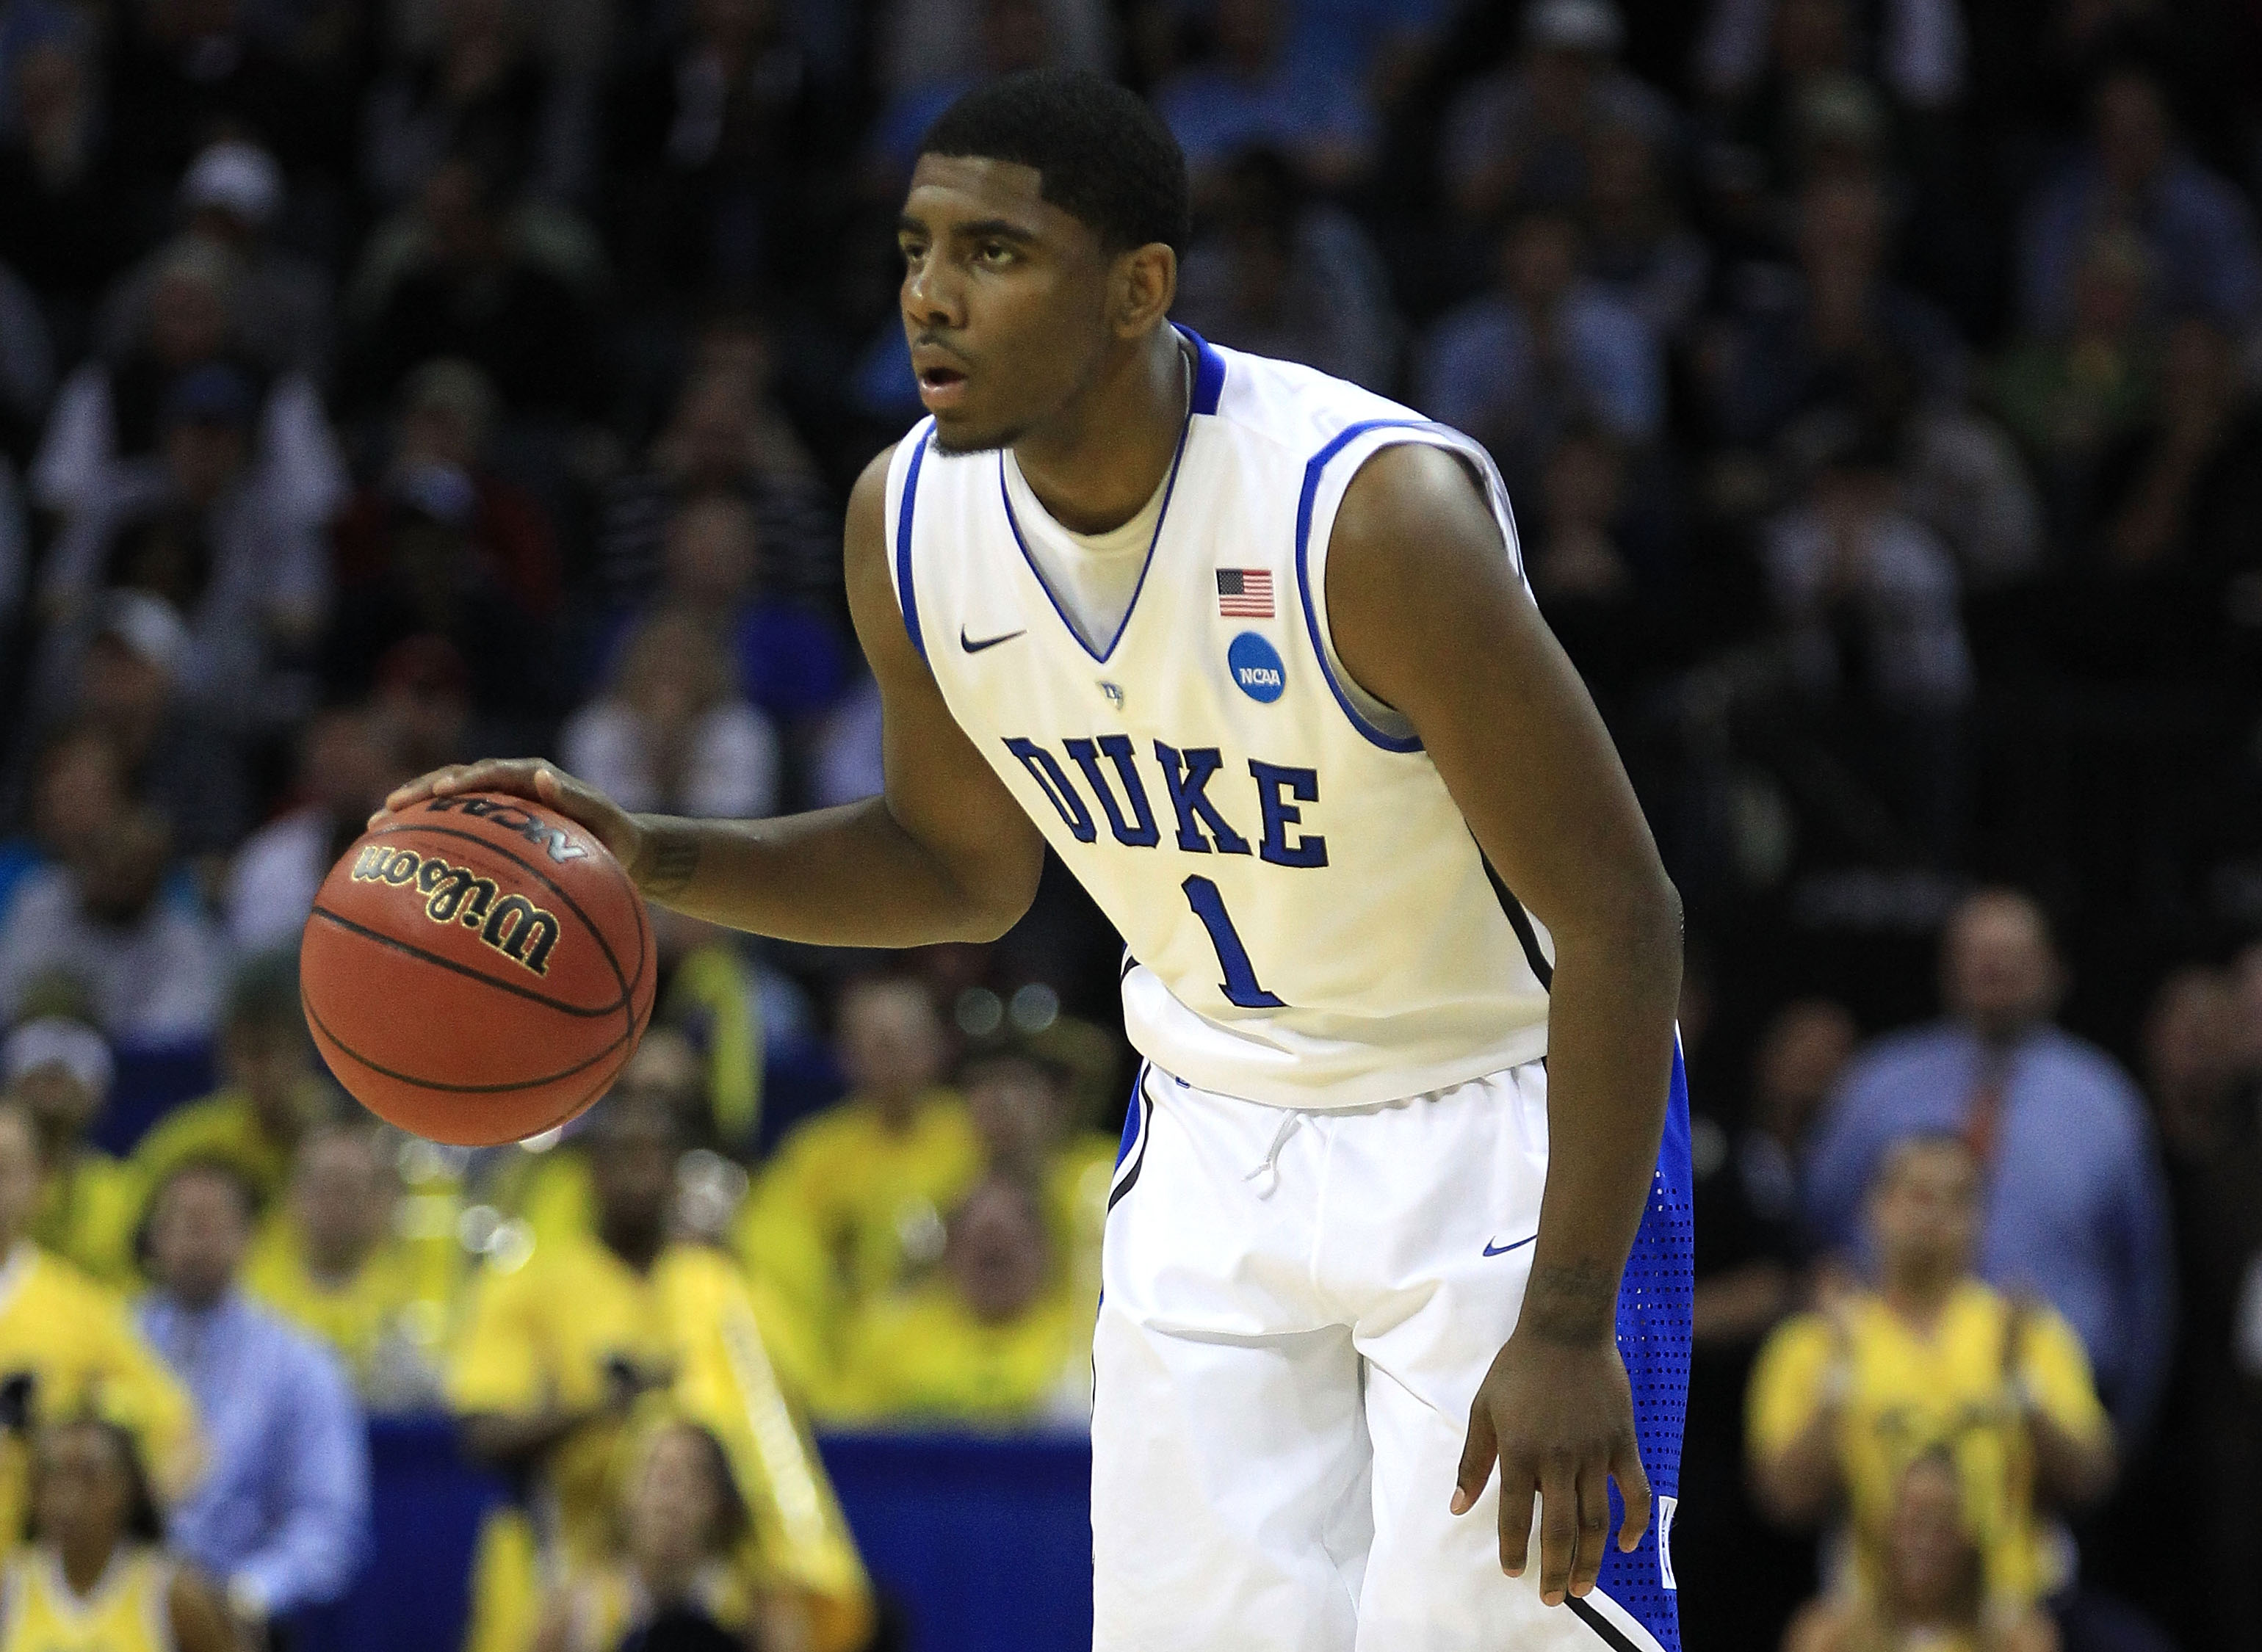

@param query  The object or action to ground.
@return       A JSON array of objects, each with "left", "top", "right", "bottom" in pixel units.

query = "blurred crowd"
[
  {"left": 0, "top": 956, "right": 1121, "bottom": 1652},
  {"left": 0, "top": 0, "right": 2258, "bottom": 1648}
]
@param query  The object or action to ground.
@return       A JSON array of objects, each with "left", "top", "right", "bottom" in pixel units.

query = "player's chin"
[{"left": 927, "top": 401, "right": 1022, "bottom": 455}]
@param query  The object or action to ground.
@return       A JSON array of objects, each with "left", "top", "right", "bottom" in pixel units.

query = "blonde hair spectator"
[{"left": 560, "top": 605, "right": 779, "bottom": 819}]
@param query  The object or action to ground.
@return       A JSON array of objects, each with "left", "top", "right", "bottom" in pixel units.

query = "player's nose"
[{"left": 903, "top": 264, "right": 965, "bottom": 330}]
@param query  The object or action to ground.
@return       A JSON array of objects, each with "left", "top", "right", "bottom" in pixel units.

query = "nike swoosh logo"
[
  {"left": 960, "top": 626, "right": 1027, "bottom": 653},
  {"left": 1483, "top": 1233, "right": 1537, "bottom": 1257}
]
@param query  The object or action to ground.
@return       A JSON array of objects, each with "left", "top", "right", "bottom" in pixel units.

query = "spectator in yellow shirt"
[
  {"left": 449, "top": 1096, "right": 869, "bottom": 1652},
  {"left": 532, "top": 1418, "right": 813, "bottom": 1652},
  {"left": 133, "top": 956, "right": 339, "bottom": 1211},
  {"left": 960, "top": 1038, "right": 1119, "bottom": 1311},
  {"left": 242, "top": 1122, "right": 456, "bottom": 1410},
  {"left": 737, "top": 978, "right": 980, "bottom": 1380},
  {"left": 651, "top": 907, "right": 766, "bottom": 1153},
  {"left": 833, "top": 1171, "right": 1092, "bottom": 1427},
  {"left": 1786, "top": 1450, "right": 2057, "bottom": 1652},
  {"left": 0, "top": 1102, "right": 200, "bottom": 1544},
  {"left": 1, "top": 1417, "right": 236, "bottom": 1652},
  {"left": 2, "top": 1017, "right": 141, "bottom": 1286},
  {"left": 472, "top": 1029, "right": 710, "bottom": 1257},
  {"left": 1749, "top": 1134, "right": 2115, "bottom": 1615}
]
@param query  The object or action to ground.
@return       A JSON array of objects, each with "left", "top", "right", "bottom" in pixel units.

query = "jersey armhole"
[
  {"left": 882, "top": 419, "right": 936, "bottom": 662},
  {"left": 1298, "top": 423, "right": 1525, "bottom": 752}
]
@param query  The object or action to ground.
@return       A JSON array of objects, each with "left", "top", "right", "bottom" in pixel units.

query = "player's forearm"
[
  {"left": 629, "top": 796, "right": 1036, "bottom": 947},
  {"left": 1517, "top": 885, "right": 1682, "bottom": 1347}
]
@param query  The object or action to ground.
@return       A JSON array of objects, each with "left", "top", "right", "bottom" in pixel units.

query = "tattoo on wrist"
[
  {"left": 1521, "top": 1257, "right": 1618, "bottom": 1344},
  {"left": 637, "top": 825, "right": 701, "bottom": 899}
]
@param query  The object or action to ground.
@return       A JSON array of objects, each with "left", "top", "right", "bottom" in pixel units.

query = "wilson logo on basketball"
[
  {"left": 349, "top": 845, "right": 563, "bottom": 976},
  {"left": 420, "top": 794, "right": 590, "bottom": 863}
]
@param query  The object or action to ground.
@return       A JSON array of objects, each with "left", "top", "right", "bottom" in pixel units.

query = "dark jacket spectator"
[
  {"left": 1705, "top": 172, "right": 1964, "bottom": 450},
  {"left": 0, "top": 17, "right": 130, "bottom": 326},
  {"left": 222, "top": 706, "right": 408, "bottom": 954},
  {"left": 2067, "top": 319, "right": 2262, "bottom": 682},
  {"left": 593, "top": 313, "right": 837, "bottom": 606},
  {"left": 1173, "top": 147, "right": 1398, "bottom": 391},
  {"left": 107, "top": 0, "right": 344, "bottom": 204},
  {"left": 37, "top": 593, "right": 252, "bottom": 859},
  {"left": 0, "top": 803, "right": 226, "bottom": 1041},
  {"left": 330, "top": 356, "right": 561, "bottom": 617},
  {"left": 32, "top": 235, "right": 345, "bottom": 530},
  {"left": 97, "top": 138, "right": 336, "bottom": 383},
  {"left": 340, "top": 155, "right": 610, "bottom": 423},
  {"left": 319, "top": 461, "right": 555, "bottom": 720},
  {"left": 603, "top": 0, "right": 825, "bottom": 300},
  {"left": 38, "top": 364, "right": 331, "bottom": 729},
  {"left": 362, "top": 0, "right": 586, "bottom": 209},
  {"left": 1439, "top": 0, "right": 1679, "bottom": 222}
]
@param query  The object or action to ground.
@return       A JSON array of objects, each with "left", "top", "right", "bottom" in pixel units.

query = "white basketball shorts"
[{"left": 1091, "top": 1053, "right": 1693, "bottom": 1652}]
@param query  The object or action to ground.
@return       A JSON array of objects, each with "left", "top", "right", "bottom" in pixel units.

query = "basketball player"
[{"left": 383, "top": 70, "right": 1691, "bottom": 1652}]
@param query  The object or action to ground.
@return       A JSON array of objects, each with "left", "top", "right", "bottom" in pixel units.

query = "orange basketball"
[{"left": 299, "top": 793, "right": 656, "bottom": 1145}]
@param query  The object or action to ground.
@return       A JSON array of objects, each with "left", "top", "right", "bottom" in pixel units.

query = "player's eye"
[{"left": 975, "top": 241, "right": 1014, "bottom": 265}]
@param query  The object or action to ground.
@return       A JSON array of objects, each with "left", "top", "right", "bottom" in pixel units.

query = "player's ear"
[{"left": 1113, "top": 242, "right": 1177, "bottom": 339}]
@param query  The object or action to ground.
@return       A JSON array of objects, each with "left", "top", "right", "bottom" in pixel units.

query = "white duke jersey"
[{"left": 884, "top": 328, "right": 1555, "bottom": 1110}]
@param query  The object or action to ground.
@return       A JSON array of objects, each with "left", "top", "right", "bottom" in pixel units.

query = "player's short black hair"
[{"left": 919, "top": 69, "right": 1191, "bottom": 257}]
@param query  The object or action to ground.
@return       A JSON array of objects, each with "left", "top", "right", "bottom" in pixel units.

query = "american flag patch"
[{"left": 1215, "top": 568, "right": 1275, "bottom": 618}]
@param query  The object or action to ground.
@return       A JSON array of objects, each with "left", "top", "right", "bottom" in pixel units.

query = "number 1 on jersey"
[{"left": 1180, "top": 875, "right": 1284, "bottom": 1008}]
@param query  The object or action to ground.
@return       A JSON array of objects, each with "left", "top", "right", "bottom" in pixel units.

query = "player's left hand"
[{"left": 1451, "top": 1330, "right": 1650, "bottom": 1607}]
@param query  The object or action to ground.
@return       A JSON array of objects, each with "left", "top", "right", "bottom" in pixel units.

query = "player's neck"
[{"left": 1011, "top": 328, "right": 1189, "bottom": 536}]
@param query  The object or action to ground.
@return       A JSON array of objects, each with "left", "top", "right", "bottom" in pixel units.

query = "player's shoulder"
[
  {"left": 848, "top": 435, "right": 912, "bottom": 541},
  {"left": 1196, "top": 335, "right": 1433, "bottom": 465}
]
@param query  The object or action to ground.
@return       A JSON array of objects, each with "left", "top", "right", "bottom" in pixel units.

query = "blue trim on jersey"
[
  {"left": 1293, "top": 419, "right": 1437, "bottom": 753},
  {"left": 1113, "top": 1062, "right": 1149, "bottom": 1167},
  {"left": 1180, "top": 325, "right": 1226, "bottom": 415},
  {"left": 1107, "top": 1062, "right": 1155, "bottom": 1213},
  {"left": 1593, "top": 1039, "right": 1693, "bottom": 1652},
  {"left": 997, "top": 406, "right": 1195, "bottom": 666},
  {"left": 895, "top": 421, "right": 933, "bottom": 662}
]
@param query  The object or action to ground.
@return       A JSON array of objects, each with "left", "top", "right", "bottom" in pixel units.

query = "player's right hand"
[{"left": 375, "top": 760, "right": 647, "bottom": 877}]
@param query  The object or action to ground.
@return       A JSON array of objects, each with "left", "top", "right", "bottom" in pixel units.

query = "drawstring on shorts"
[{"left": 1243, "top": 1109, "right": 1309, "bottom": 1198}]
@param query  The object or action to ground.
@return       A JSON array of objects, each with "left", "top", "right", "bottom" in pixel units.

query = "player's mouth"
[
  {"left": 915, "top": 362, "right": 970, "bottom": 410},
  {"left": 912, "top": 341, "right": 974, "bottom": 410}
]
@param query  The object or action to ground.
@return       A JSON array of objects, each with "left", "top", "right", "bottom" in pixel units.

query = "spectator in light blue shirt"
[
  {"left": 1417, "top": 206, "right": 1661, "bottom": 493},
  {"left": 138, "top": 1160, "right": 369, "bottom": 1647},
  {"left": 1802, "top": 890, "right": 2175, "bottom": 1441},
  {"left": 1154, "top": 0, "right": 1381, "bottom": 189},
  {"left": 2018, "top": 65, "right": 2262, "bottom": 336}
]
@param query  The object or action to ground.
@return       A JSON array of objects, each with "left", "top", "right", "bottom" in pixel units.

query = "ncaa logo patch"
[{"left": 1228, "top": 632, "right": 1286, "bottom": 703}]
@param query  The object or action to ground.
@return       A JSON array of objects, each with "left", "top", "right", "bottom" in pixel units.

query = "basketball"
[{"left": 299, "top": 793, "right": 656, "bottom": 1145}]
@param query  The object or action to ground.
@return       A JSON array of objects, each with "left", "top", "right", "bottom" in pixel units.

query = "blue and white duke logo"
[{"left": 1227, "top": 632, "right": 1285, "bottom": 704}]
